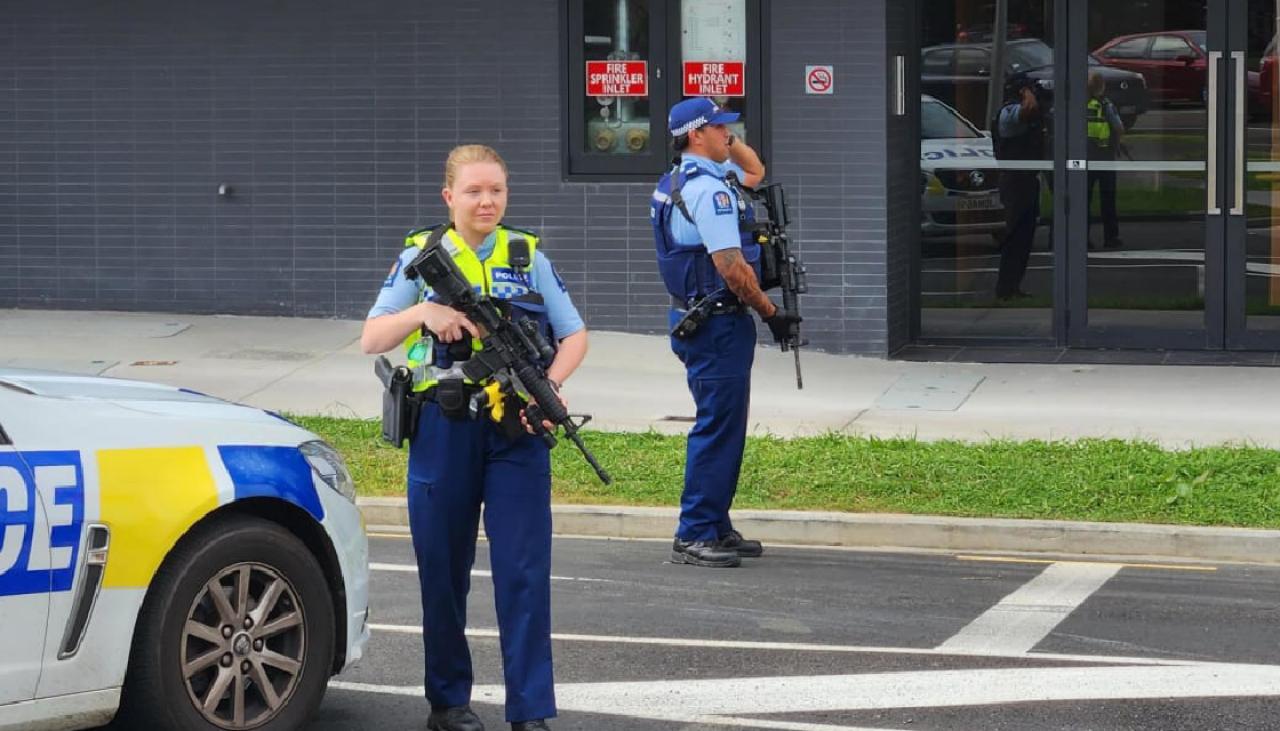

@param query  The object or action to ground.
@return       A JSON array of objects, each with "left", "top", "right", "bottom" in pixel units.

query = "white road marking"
[
  {"left": 938, "top": 561, "right": 1122, "bottom": 655},
  {"left": 326, "top": 681, "right": 886, "bottom": 731},
  {"left": 366, "top": 623, "right": 1196, "bottom": 666},
  {"left": 956, "top": 555, "right": 1216, "bottom": 572},
  {"left": 369, "top": 562, "right": 614, "bottom": 583},
  {"left": 331, "top": 663, "right": 1280, "bottom": 728}
]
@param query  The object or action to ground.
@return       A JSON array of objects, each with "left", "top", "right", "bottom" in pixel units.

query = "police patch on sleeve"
[
  {"left": 551, "top": 264, "right": 569, "bottom": 293},
  {"left": 713, "top": 191, "right": 734, "bottom": 216},
  {"left": 382, "top": 259, "right": 402, "bottom": 288}
]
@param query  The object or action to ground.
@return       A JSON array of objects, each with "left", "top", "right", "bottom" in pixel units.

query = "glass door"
[
  {"left": 1228, "top": 0, "right": 1280, "bottom": 348},
  {"left": 1070, "top": 0, "right": 1223, "bottom": 349},
  {"left": 1072, "top": 0, "right": 1280, "bottom": 350}
]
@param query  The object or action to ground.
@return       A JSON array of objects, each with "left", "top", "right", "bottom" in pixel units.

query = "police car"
[
  {"left": 0, "top": 369, "right": 370, "bottom": 731},
  {"left": 920, "top": 94, "right": 1004, "bottom": 240}
]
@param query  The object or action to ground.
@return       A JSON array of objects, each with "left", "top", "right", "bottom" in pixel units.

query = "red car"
[
  {"left": 1094, "top": 31, "right": 1208, "bottom": 105},
  {"left": 1258, "top": 35, "right": 1278, "bottom": 119}
]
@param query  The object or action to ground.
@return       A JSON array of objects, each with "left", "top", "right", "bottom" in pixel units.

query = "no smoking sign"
[{"left": 805, "top": 65, "right": 834, "bottom": 95}]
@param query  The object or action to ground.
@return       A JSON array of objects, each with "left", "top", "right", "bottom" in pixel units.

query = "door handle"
[
  {"left": 1232, "top": 51, "right": 1245, "bottom": 216},
  {"left": 1208, "top": 50, "right": 1222, "bottom": 215}
]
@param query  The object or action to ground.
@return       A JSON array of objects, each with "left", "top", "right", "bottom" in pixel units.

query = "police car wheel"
[{"left": 114, "top": 514, "right": 335, "bottom": 731}]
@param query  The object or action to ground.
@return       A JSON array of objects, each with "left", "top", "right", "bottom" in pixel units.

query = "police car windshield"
[{"left": 921, "top": 99, "right": 982, "bottom": 140}]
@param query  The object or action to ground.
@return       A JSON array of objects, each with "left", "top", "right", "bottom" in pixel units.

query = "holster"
[
  {"left": 670, "top": 298, "right": 712, "bottom": 340},
  {"left": 375, "top": 356, "right": 419, "bottom": 448},
  {"left": 496, "top": 392, "right": 529, "bottom": 441}
]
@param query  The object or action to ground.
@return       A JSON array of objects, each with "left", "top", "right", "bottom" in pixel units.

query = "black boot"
[
  {"left": 671, "top": 538, "right": 741, "bottom": 568},
  {"left": 428, "top": 705, "right": 485, "bottom": 731},
  {"left": 717, "top": 529, "right": 764, "bottom": 557},
  {"left": 511, "top": 722, "right": 550, "bottom": 731}
]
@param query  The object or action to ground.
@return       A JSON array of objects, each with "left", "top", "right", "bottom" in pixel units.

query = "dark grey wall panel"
[
  {"left": 0, "top": 0, "right": 901, "bottom": 354},
  {"left": 767, "top": 0, "right": 891, "bottom": 355},
  {"left": 886, "top": 0, "right": 922, "bottom": 354}
]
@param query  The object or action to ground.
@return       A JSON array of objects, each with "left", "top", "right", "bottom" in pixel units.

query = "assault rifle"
[
  {"left": 404, "top": 239, "right": 612, "bottom": 485},
  {"left": 749, "top": 183, "right": 808, "bottom": 389}
]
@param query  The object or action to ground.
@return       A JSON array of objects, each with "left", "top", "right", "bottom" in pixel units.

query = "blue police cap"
[{"left": 668, "top": 97, "right": 740, "bottom": 137}]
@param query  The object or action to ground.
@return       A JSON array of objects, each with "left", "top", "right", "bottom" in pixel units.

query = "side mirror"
[{"left": 1180, "top": 55, "right": 1197, "bottom": 65}]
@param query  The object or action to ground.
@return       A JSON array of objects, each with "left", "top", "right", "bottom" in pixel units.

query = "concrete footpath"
[{"left": 5, "top": 308, "right": 1280, "bottom": 563}]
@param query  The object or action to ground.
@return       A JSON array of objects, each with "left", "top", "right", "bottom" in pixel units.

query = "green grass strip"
[{"left": 293, "top": 416, "right": 1280, "bottom": 530}]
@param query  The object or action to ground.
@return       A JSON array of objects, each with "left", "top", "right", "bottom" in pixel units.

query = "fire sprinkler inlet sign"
[{"left": 586, "top": 61, "right": 649, "bottom": 97}]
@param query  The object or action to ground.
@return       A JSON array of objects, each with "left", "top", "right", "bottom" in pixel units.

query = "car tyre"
[{"left": 112, "top": 514, "right": 335, "bottom": 731}]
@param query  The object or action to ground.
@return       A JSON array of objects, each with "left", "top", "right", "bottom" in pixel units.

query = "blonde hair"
[
  {"left": 444, "top": 144, "right": 508, "bottom": 189},
  {"left": 1088, "top": 71, "right": 1106, "bottom": 97}
]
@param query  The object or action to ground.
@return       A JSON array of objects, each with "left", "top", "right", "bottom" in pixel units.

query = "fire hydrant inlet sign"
[
  {"left": 586, "top": 61, "right": 648, "bottom": 97},
  {"left": 683, "top": 61, "right": 745, "bottom": 97}
]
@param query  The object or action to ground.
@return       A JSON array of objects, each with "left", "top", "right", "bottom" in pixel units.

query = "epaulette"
[
  {"left": 502, "top": 224, "right": 539, "bottom": 239},
  {"left": 404, "top": 223, "right": 450, "bottom": 248}
]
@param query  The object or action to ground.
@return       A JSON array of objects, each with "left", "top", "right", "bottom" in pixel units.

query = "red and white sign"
[
  {"left": 682, "top": 61, "right": 745, "bottom": 97},
  {"left": 586, "top": 61, "right": 648, "bottom": 97},
  {"left": 805, "top": 65, "right": 834, "bottom": 95}
]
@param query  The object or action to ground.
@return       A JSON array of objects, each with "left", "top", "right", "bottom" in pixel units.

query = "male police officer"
[
  {"left": 993, "top": 74, "right": 1051, "bottom": 301},
  {"left": 651, "top": 97, "right": 800, "bottom": 568}
]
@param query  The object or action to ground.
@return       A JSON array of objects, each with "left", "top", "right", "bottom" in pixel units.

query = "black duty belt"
[
  {"left": 671, "top": 296, "right": 744, "bottom": 315},
  {"left": 421, "top": 381, "right": 483, "bottom": 402}
]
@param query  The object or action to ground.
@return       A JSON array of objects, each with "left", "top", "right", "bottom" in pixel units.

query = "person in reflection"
[
  {"left": 1086, "top": 71, "right": 1126, "bottom": 250},
  {"left": 992, "top": 74, "right": 1051, "bottom": 301}
]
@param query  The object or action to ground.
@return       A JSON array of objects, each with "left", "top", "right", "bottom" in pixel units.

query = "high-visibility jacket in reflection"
[{"left": 1087, "top": 98, "right": 1113, "bottom": 149}]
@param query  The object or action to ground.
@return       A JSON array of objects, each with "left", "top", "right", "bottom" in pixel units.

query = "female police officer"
[{"left": 361, "top": 144, "right": 587, "bottom": 731}]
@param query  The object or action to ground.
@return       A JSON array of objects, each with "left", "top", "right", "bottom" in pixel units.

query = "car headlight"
[{"left": 300, "top": 440, "right": 356, "bottom": 502}]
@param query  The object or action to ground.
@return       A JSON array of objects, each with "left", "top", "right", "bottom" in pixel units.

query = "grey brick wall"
[
  {"left": 767, "top": 0, "right": 897, "bottom": 355},
  {"left": 0, "top": 0, "right": 908, "bottom": 355}
]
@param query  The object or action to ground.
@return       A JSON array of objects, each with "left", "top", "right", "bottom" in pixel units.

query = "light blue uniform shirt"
[
  {"left": 368, "top": 229, "right": 585, "bottom": 341},
  {"left": 667, "top": 154, "right": 747, "bottom": 254},
  {"left": 997, "top": 103, "right": 1031, "bottom": 139}
]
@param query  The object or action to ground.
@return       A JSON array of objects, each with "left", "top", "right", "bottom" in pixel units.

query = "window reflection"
[{"left": 583, "top": 0, "right": 653, "bottom": 156}]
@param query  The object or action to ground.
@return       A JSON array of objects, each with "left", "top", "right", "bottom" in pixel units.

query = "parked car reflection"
[
  {"left": 1094, "top": 30, "right": 1208, "bottom": 106},
  {"left": 921, "top": 38, "right": 1150, "bottom": 131},
  {"left": 920, "top": 95, "right": 1003, "bottom": 242}
]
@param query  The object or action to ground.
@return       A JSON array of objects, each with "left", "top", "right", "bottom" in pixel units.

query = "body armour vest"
[
  {"left": 650, "top": 159, "right": 761, "bottom": 302},
  {"left": 992, "top": 104, "right": 1048, "bottom": 162},
  {"left": 402, "top": 224, "right": 555, "bottom": 392}
]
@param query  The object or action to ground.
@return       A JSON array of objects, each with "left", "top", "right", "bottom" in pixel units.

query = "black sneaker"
[
  {"left": 1104, "top": 237, "right": 1124, "bottom": 249},
  {"left": 671, "top": 538, "right": 741, "bottom": 568},
  {"left": 428, "top": 705, "right": 485, "bottom": 731},
  {"left": 511, "top": 722, "right": 550, "bottom": 731},
  {"left": 717, "top": 529, "right": 764, "bottom": 557}
]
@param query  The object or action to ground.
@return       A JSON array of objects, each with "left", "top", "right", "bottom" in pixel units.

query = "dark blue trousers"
[
  {"left": 406, "top": 401, "right": 555, "bottom": 723},
  {"left": 668, "top": 309, "right": 756, "bottom": 542}
]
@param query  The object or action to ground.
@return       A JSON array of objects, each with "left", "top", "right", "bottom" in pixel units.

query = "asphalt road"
[{"left": 315, "top": 534, "right": 1280, "bottom": 731}]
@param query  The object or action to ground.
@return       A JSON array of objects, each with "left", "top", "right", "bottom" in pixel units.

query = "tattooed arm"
[{"left": 712, "top": 248, "right": 777, "bottom": 318}]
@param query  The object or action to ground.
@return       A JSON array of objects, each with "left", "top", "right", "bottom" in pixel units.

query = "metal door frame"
[{"left": 1066, "top": 0, "right": 1230, "bottom": 350}]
